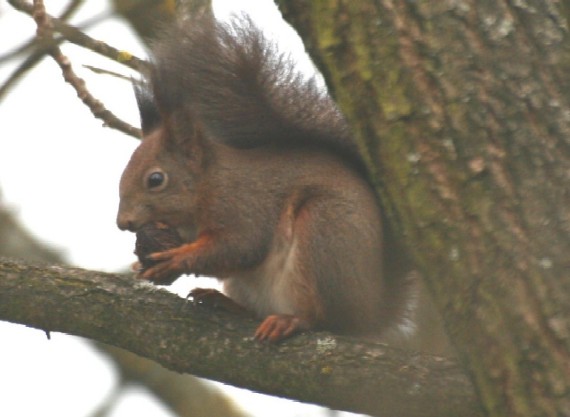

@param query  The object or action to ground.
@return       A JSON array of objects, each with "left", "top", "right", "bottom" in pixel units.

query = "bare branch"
[
  {"left": 0, "top": 47, "right": 48, "bottom": 101},
  {"left": 8, "top": 0, "right": 148, "bottom": 72},
  {"left": 0, "top": 0, "right": 90, "bottom": 101},
  {"left": 83, "top": 65, "right": 132, "bottom": 82},
  {"left": 58, "top": 0, "right": 85, "bottom": 21},
  {"left": 1, "top": 0, "right": 82, "bottom": 62},
  {"left": 25, "top": 0, "right": 141, "bottom": 138},
  {"left": 0, "top": 258, "right": 481, "bottom": 417}
]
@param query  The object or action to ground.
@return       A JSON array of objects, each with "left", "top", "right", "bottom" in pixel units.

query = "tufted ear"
[
  {"left": 133, "top": 80, "right": 208, "bottom": 163},
  {"left": 162, "top": 107, "right": 213, "bottom": 161},
  {"left": 134, "top": 81, "right": 161, "bottom": 136}
]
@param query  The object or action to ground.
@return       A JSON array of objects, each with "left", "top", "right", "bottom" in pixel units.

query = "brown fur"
[{"left": 118, "top": 13, "right": 415, "bottom": 341}]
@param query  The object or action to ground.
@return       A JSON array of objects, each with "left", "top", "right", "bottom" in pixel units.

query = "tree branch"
[
  {"left": 0, "top": 0, "right": 92, "bottom": 101},
  {"left": 9, "top": 0, "right": 148, "bottom": 72},
  {"left": 0, "top": 201, "right": 245, "bottom": 417},
  {"left": 28, "top": 0, "right": 141, "bottom": 139},
  {"left": 0, "top": 258, "right": 480, "bottom": 417}
]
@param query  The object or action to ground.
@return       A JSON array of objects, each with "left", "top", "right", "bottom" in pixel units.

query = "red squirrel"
[{"left": 117, "top": 13, "right": 414, "bottom": 342}]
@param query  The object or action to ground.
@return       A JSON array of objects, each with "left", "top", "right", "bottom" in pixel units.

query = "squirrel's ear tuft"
[{"left": 134, "top": 81, "right": 161, "bottom": 135}]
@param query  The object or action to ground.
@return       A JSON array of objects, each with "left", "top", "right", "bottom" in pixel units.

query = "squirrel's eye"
[{"left": 146, "top": 170, "right": 167, "bottom": 190}]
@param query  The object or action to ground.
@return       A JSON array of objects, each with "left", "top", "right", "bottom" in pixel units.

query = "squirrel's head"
[
  {"left": 117, "top": 76, "right": 213, "bottom": 239},
  {"left": 116, "top": 124, "right": 205, "bottom": 242}
]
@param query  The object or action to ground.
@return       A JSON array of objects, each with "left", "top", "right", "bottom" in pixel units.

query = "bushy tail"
[{"left": 146, "top": 12, "right": 366, "bottom": 173}]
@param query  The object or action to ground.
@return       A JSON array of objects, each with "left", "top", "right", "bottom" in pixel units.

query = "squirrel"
[{"left": 117, "top": 13, "right": 415, "bottom": 342}]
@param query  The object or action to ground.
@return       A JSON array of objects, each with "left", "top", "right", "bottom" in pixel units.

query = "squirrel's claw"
[
  {"left": 254, "top": 314, "right": 310, "bottom": 342},
  {"left": 139, "top": 247, "right": 189, "bottom": 284},
  {"left": 140, "top": 237, "right": 211, "bottom": 284},
  {"left": 146, "top": 248, "right": 178, "bottom": 262}
]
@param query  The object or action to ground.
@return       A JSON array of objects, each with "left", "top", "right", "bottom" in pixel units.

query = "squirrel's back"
[{"left": 137, "top": 12, "right": 366, "bottom": 176}]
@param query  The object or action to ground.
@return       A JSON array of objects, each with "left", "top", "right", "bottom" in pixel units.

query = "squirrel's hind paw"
[{"left": 254, "top": 314, "right": 312, "bottom": 342}]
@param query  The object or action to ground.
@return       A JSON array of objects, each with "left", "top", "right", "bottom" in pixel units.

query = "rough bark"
[
  {"left": 0, "top": 201, "right": 244, "bottom": 417},
  {"left": 0, "top": 258, "right": 480, "bottom": 417},
  {"left": 278, "top": 1, "right": 570, "bottom": 416},
  {"left": 94, "top": 344, "right": 246, "bottom": 417}
]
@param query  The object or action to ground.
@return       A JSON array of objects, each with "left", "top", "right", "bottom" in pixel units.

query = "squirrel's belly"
[{"left": 223, "top": 236, "right": 300, "bottom": 318}]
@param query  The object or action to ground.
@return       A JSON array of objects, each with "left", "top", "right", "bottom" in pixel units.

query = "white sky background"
[{"left": 0, "top": 1, "right": 363, "bottom": 416}]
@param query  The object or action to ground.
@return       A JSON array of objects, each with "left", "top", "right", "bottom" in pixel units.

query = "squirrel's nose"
[
  {"left": 118, "top": 221, "right": 134, "bottom": 232},
  {"left": 117, "top": 214, "right": 136, "bottom": 232}
]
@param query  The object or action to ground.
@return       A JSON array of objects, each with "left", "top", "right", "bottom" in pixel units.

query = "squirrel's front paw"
[{"left": 139, "top": 246, "right": 190, "bottom": 284}]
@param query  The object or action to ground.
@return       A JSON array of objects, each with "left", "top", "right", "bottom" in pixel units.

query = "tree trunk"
[{"left": 278, "top": 1, "right": 570, "bottom": 416}]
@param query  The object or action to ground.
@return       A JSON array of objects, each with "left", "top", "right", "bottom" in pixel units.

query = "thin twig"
[
  {"left": 9, "top": 0, "right": 148, "bottom": 73},
  {"left": 1, "top": 0, "right": 82, "bottom": 64},
  {"left": 0, "top": 0, "right": 87, "bottom": 100},
  {"left": 83, "top": 65, "right": 132, "bottom": 82},
  {"left": 0, "top": 46, "right": 49, "bottom": 102},
  {"left": 59, "top": 0, "right": 84, "bottom": 21},
  {"left": 31, "top": 0, "right": 141, "bottom": 138}
]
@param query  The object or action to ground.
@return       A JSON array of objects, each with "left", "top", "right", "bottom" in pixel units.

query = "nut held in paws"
[{"left": 135, "top": 222, "right": 183, "bottom": 270}]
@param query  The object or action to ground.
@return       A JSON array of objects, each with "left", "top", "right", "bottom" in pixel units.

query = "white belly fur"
[{"left": 223, "top": 235, "right": 299, "bottom": 318}]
